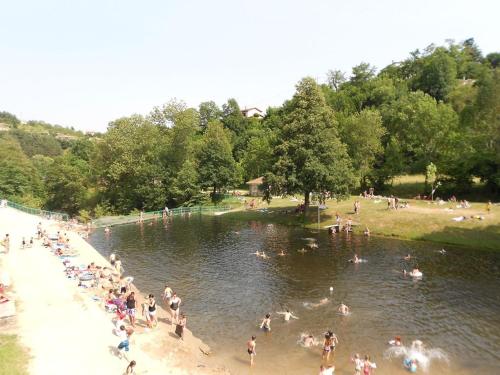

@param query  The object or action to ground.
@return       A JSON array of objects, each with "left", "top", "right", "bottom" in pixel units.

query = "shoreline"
[
  {"left": 221, "top": 196, "right": 500, "bottom": 251},
  {"left": 0, "top": 207, "right": 229, "bottom": 375}
]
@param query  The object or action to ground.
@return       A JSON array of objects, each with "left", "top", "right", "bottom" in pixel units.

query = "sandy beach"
[{"left": 0, "top": 207, "right": 228, "bottom": 375}]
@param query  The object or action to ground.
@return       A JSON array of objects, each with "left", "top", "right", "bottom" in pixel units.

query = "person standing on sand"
[
  {"left": 115, "top": 258, "right": 123, "bottom": 275},
  {"left": 117, "top": 325, "right": 134, "bottom": 359},
  {"left": 126, "top": 292, "right": 137, "bottom": 327},
  {"left": 147, "top": 294, "right": 157, "bottom": 327},
  {"left": 163, "top": 284, "right": 173, "bottom": 305},
  {"left": 247, "top": 335, "right": 257, "bottom": 366},
  {"left": 2, "top": 234, "right": 9, "bottom": 254},
  {"left": 175, "top": 313, "right": 187, "bottom": 340},
  {"left": 37, "top": 222, "right": 42, "bottom": 239},
  {"left": 169, "top": 292, "right": 181, "bottom": 324},
  {"left": 125, "top": 360, "right": 136, "bottom": 374}
]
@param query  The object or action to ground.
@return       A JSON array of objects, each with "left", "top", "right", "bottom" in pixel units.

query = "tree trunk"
[
  {"left": 304, "top": 191, "right": 310, "bottom": 211},
  {"left": 211, "top": 186, "right": 217, "bottom": 202}
]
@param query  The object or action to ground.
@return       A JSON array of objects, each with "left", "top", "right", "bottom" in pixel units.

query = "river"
[{"left": 88, "top": 214, "right": 500, "bottom": 374}]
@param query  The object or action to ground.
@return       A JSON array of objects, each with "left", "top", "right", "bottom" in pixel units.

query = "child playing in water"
[
  {"left": 404, "top": 358, "right": 418, "bottom": 373},
  {"left": 276, "top": 309, "right": 298, "bottom": 321},
  {"left": 389, "top": 336, "right": 402, "bottom": 346},
  {"left": 260, "top": 313, "right": 271, "bottom": 332},
  {"left": 338, "top": 303, "right": 350, "bottom": 315},
  {"left": 351, "top": 353, "right": 363, "bottom": 375},
  {"left": 363, "top": 355, "right": 376, "bottom": 375}
]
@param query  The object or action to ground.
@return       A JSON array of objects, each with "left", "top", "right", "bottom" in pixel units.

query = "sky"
[{"left": 0, "top": 0, "right": 498, "bottom": 132}]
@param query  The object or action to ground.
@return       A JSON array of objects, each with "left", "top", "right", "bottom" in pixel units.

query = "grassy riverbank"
[
  {"left": 0, "top": 335, "right": 28, "bottom": 375},
  {"left": 224, "top": 196, "right": 500, "bottom": 251}
]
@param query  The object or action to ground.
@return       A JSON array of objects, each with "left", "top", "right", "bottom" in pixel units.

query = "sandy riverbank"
[{"left": 0, "top": 207, "right": 229, "bottom": 375}]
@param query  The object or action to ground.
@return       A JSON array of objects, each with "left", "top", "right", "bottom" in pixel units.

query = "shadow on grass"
[
  {"left": 417, "top": 224, "right": 500, "bottom": 251},
  {"left": 224, "top": 206, "right": 335, "bottom": 228}
]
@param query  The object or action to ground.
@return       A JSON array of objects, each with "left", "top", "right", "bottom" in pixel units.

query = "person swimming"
[
  {"left": 298, "top": 248, "right": 307, "bottom": 254},
  {"left": 404, "top": 267, "right": 423, "bottom": 278},
  {"left": 276, "top": 309, "right": 298, "bottom": 321},
  {"left": 305, "top": 298, "right": 329, "bottom": 309},
  {"left": 278, "top": 250, "right": 286, "bottom": 256},
  {"left": 404, "top": 254, "right": 411, "bottom": 261},
  {"left": 338, "top": 303, "right": 350, "bottom": 315},
  {"left": 438, "top": 248, "right": 446, "bottom": 255},
  {"left": 349, "top": 254, "right": 362, "bottom": 263},
  {"left": 300, "top": 334, "right": 315, "bottom": 348},
  {"left": 260, "top": 251, "right": 269, "bottom": 259},
  {"left": 404, "top": 358, "right": 418, "bottom": 372},
  {"left": 389, "top": 336, "right": 402, "bottom": 346}
]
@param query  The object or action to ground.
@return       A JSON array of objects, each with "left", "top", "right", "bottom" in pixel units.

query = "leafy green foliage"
[
  {"left": 12, "top": 129, "right": 63, "bottom": 157},
  {"left": 94, "top": 115, "right": 169, "bottom": 213},
  {"left": 1, "top": 39, "right": 498, "bottom": 215},
  {"left": 0, "top": 134, "right": 42, "bottom": 199},
  {"left": 0, "top": 111, "right": 20, "bottom": 127},
  {"left": 338, "top": 109, "right": 385, "bottom": 186},
  {"left": 197, "top": 121, "right": 239, "bottom": 198},
  {"left": 266, "top": 77, "right": 355, "bottom": 206},
  {"left": 45, "top": 154, "right": 89, "bottom": 215}
]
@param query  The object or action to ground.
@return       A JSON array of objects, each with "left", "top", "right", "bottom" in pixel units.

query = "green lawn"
[
  {"left": 225, "top": 195, "right": 500, "bottom": 251},
  {"left": 0, "top": 335, "right": 29, "bottom": 375}
]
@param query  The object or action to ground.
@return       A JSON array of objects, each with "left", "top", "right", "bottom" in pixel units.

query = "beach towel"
[{"left": 0, "top": 300, "right": 16, "bottom": 319}]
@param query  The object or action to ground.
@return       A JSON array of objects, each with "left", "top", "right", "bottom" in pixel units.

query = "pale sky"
[{"left": 1, "top": 0, "right": 498, "bottom": 132}]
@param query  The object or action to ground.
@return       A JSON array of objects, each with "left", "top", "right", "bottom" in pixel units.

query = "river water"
[{"left": 88, "top": 215, "right": 500, "bottom": 374}]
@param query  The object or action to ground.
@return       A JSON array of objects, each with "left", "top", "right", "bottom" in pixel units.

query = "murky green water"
[{"left": 89, "top": 215, "right": 500, "bottom": 374}]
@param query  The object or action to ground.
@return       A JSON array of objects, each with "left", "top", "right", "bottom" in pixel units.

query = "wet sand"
[{"left": 0, "top": 207, "right": 228, "bottom": 375}]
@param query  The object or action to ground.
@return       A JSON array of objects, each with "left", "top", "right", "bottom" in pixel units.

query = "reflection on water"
[{"left": 89, "top": 215, "right": 500, "bottom": 374}]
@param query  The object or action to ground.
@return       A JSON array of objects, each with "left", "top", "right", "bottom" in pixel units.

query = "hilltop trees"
[{"left": 0, "top": 38, "right": 498, "bottom": 216}]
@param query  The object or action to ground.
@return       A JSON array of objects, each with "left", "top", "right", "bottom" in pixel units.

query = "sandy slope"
[{"left": 0, "top": 207, "right": 228, "bottom": 375}]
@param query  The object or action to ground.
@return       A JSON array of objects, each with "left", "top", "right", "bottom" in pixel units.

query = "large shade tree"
[
  {"left": 197, "top": 121, "right": 239, "bottom": 199},
  {"left": 266, "top": 77, "right": 355, "bottom": 208}
]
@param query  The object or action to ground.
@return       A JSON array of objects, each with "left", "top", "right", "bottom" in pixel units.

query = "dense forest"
[{"left": 0, "top": 39, "right": 498, "bottom": 218}]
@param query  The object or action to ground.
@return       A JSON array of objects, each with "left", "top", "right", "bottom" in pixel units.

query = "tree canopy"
[{"left": 0, "top": 38, "right": 498, "bottom": 216}]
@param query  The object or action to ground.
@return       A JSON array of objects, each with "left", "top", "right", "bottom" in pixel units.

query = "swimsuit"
[
  {"left": 170, "top": 300, "right": 179, "bottom": 310},
  {"left": 148, "top": 302, "right": 156, "bottom": 315},
  {"left": 126, "top": 298, "right": 136, "bottom": 315}
]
